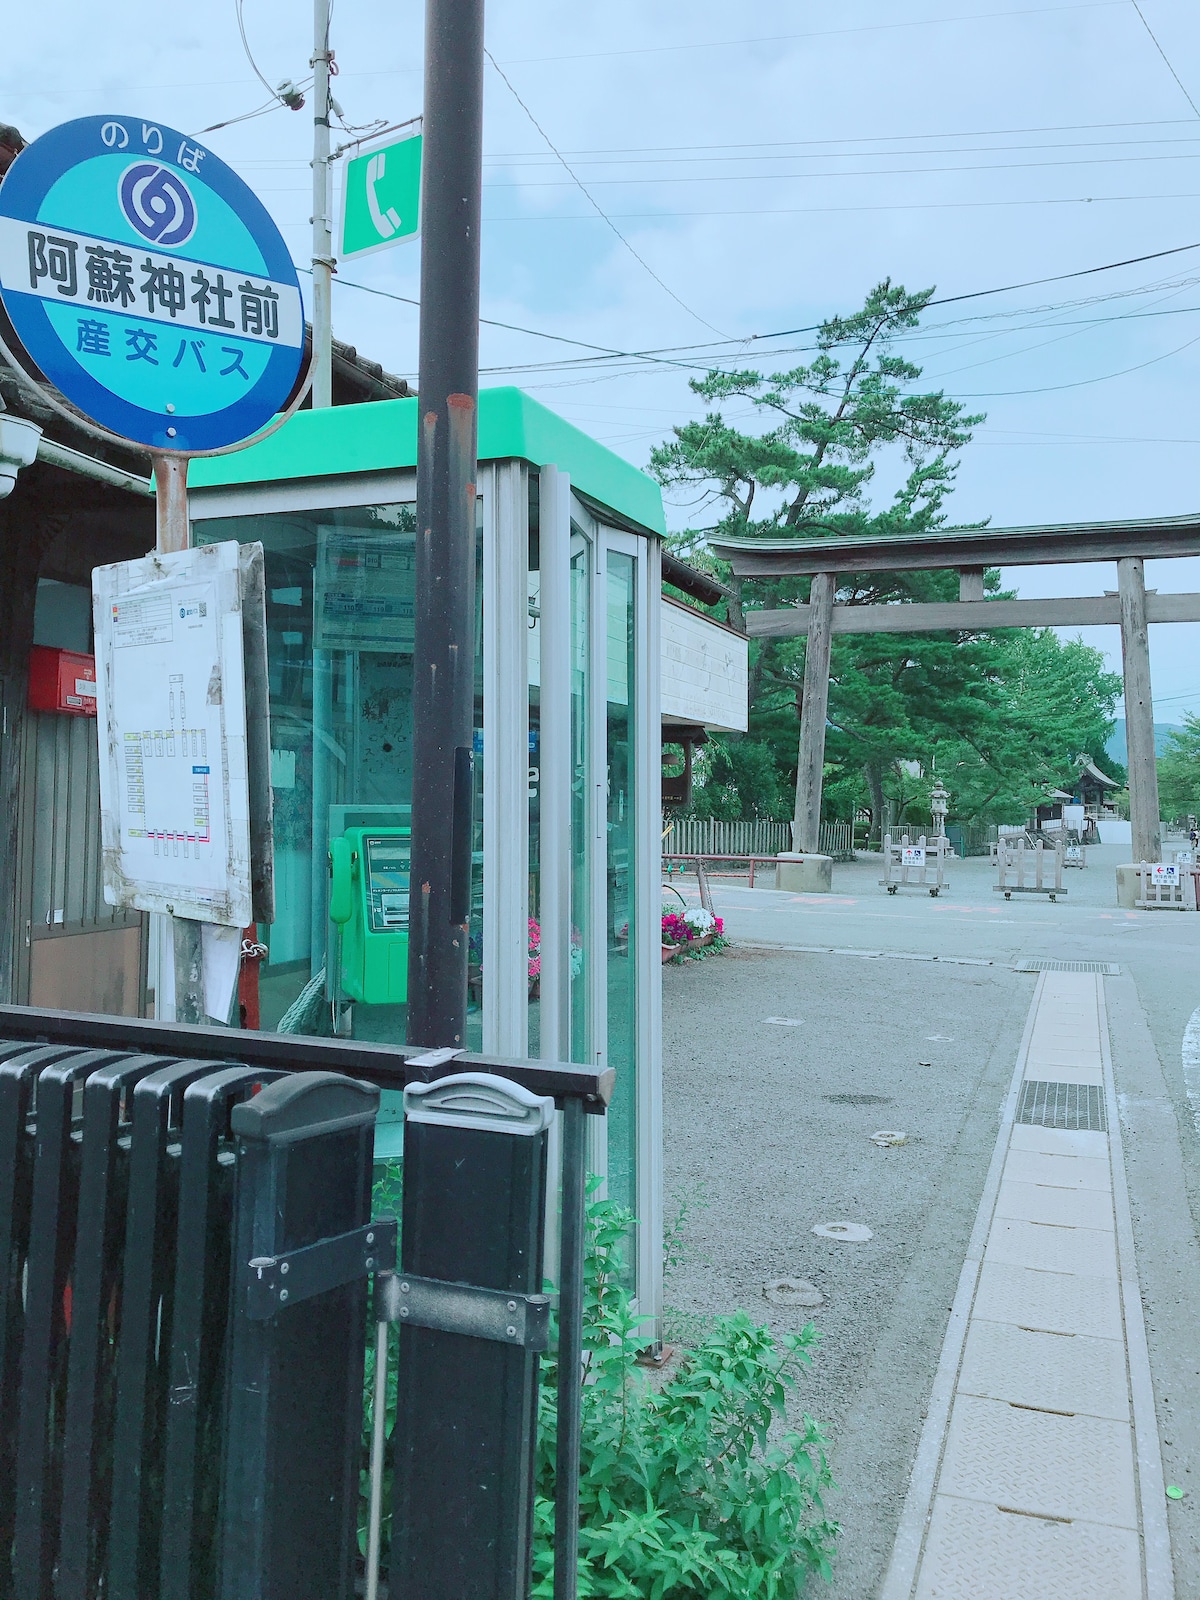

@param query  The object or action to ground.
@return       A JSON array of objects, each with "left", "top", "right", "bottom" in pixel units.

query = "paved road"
[{"left": 661, "top": 847, "right": 1200, "bottom": 1596}]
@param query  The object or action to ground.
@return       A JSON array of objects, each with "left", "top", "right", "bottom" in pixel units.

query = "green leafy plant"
[
  {"left": 358, "top": 1176, "right": 837, "bottom": 1595},
  {"left": 532, "top": 1195, "right": 837, "bottom": 1598}
]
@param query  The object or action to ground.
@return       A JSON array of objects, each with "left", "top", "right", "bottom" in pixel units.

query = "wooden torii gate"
[{"left": 710, "top": 515, "right": 1200, "bottom": 867}]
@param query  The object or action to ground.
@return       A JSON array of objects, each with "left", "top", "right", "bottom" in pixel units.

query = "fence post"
[
  {"left": 389, "top": 1071, "right": 553, "bottom": 1600},
  {"left": 219, "top": 1072, "right": 381, "bottom": 1600}
]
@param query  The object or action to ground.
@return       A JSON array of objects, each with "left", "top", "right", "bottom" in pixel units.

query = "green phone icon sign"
[{"left": 339, "top": 129, "right": 422, "bottom": 261}]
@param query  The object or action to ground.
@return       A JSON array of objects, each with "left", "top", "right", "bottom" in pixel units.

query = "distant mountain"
[{"left": 1106, "top": 720, "right": 1184, "bottom": 766}]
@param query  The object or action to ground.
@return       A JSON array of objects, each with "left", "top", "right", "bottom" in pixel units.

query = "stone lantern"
[{"left": 930, "top": 778, "right": 950, "bottom": 840}]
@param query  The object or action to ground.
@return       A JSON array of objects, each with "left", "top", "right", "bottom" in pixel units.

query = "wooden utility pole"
[
  {"left": 1118, "top": 556, "right": 1162, "bottom": 864},
  {"left": 793, "top": 571, "right": 835, "bottom": 853}
]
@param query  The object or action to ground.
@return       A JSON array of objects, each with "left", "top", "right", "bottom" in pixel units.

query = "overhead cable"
[
  {"left": 482, "top": 48, "right": 732, "bottom": 339},
  {"left": 497, "top": 0, "right": 1123, "bottom": 67},
  {"left": 1128, "top": 0, "right": 1200, "bottom": 119}
]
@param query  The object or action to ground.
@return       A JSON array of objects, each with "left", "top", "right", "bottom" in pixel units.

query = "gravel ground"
[{"left": 661, "top": 943, "right": 1031, "bottom": 1598}]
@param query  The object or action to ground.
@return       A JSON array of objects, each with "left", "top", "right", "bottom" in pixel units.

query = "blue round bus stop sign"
[{"left": 0, "top": 116, "right": 305, "bottom": 451}]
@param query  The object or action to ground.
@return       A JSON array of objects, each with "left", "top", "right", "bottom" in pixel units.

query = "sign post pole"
[{"left": 151, "top": 452, "right": 206, "bottom": 1022}]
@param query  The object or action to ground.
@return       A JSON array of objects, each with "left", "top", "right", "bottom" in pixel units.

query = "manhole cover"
[
  {"left": 812, "top": 1222, "right": 873, "bottom": 1243},
  {"left": 763, "top": 1277, "right": 824, "bottom": 1307},
  {"left": 824, "top": 1093, "right": 892, "bottom": 1106}
]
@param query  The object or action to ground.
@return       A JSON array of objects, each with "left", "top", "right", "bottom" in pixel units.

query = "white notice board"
[{"left": 93, "top": 541, "right": 253, "bottom": 926}]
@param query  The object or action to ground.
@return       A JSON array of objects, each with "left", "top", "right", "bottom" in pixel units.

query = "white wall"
[{"left": 660, "top": 597, "right": 747, "bottom": 733}]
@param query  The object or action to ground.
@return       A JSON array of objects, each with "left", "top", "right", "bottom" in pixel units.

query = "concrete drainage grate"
[
  {"left": 1016, "top": 1080, "right": 1108, "bottom": 1132},
  {"left": 1013, "top": 959, "right": 1120, "bottom": 976}
]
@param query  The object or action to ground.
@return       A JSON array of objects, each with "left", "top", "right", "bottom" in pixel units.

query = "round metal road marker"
[{"left": 812, "top": 1221, "right": 873, "bottom": 1243}]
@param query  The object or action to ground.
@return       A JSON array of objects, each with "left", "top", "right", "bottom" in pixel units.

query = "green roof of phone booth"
[{"left": 188, "top": 385, "right": 666, "bottom": 535}]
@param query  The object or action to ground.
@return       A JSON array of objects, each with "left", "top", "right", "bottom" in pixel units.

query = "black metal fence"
[{"left": 0, "top": 1006, "right": 609, "bottom": 1600}]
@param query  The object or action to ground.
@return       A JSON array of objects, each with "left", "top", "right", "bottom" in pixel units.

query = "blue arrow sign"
[{"left": 0, "top": 116, "right": 305, "bottom": 452}]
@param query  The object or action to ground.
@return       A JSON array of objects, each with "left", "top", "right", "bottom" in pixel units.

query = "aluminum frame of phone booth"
[{"left": 186, "top": 387, "right": 664, "bottom": 1331}]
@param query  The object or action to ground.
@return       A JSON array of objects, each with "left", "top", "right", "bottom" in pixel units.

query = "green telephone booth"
[{"left": 186, "top": 388, "right": 666, "bottom": 1327}]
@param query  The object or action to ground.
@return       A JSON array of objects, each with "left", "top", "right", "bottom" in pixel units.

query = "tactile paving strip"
[
  {"left": 972, "top": 1260, "right": 1124, "bottom": 1340},
  {"left": 957, "top": 1319, "right": 1129, "bottom": 1421},
  {"left": 1016, "top": 1080, "right": 1107, "bottom": 1132},
  {"left": 938, "top": 1394, "right": 1137, "bottom": 1527},
  {"left": 883, "top": 969, "right": 1162, "bottom": 1600},
  {"left": 984, "top": 1217, "right": 1117, "bottom": 1278},
  {"left": 994, "top": 1180, "right": 1114, "bottom": 1232},
  {"left": 915, "top": 1495, "right": 1142, "bottom": 1600}
]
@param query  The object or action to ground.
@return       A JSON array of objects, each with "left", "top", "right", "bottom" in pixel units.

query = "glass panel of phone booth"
[{"left": 194, "top": 505, "right": 484, "bottom": 1047}]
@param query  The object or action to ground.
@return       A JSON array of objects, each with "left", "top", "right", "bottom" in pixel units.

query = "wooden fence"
[
  {"left": 661, "top": 817, "right": 860, "bottom": 861},
  {"left": 663, "top": 818, "right": 793, "bottom": 856}
]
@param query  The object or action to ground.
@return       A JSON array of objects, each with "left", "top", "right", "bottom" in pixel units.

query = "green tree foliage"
[
  {"left": 1157, "top": 714, "right": 1200, "bottom": 818},
  {"left": 913, "top": 630, "right": 1123, "bottom": 821},
  {"left": 650, "top": 283, "right": 1121, "bottom": 827}
]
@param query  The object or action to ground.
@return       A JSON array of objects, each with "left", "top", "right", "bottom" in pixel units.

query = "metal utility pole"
[
  {"left": 405, "top": 0, "right": 484, "bottom": 1047},
  {"left": 311, "top": 0, "right": 334, "bottom": 409}
]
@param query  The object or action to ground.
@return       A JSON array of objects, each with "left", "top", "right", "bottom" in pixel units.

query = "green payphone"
[{"left": 328, "top": 826, "right": 411, "bottom": 1004}]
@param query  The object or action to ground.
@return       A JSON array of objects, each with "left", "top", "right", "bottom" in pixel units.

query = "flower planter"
[{"left": 662, "top": 932, "right": 715, "bottom": 962}]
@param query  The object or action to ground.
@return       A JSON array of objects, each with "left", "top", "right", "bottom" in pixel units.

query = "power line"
[
  {"left": 483, "top": 133, "right": 1200, "bottom": 172},
  {"left": 480, "top": 146, "right": 1200, "bottom": 189},
  {"left": 233, "top": 0, "right": 300, "bottom": 110},
  {"left": 497, "top": 0, "right": 1123, "bottom": 67},
  {"left": 299, "top": 266, "right": 701, "bottom": 369},
  {"left": 1128, "top": 0, "right": 1200, "bottom": 119},
  {"left": 193, "top": 83, "right": 312, "bottom": 137},
  {"left": 476, "top": 118, "right": 1200, "bottom": 161},
  {"left": 232, "top": 116, "right": 1200, "bottom": 167},
  {"left": 476, "top": 191, "right": 1200, "bottom": 225},
  {"left": 482, "top": 48, "right": 731, "bottom": 339},
  {"left": 945, "top": 327, "right": 1200, "bottom": 396},
  {"left": 314, "top": 237, "right": 1200, "bottom": 383}
]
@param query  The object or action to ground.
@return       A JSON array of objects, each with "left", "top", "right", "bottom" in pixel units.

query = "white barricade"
[
  {"left": 880, "top": 833, "right": 950, "bottom": 897},
  {"left": 1134, "top": 861, "right": 1196, "bottom": 910},
  {"left": 994, "top": 836, "right": 1066, "bottom": 901}
]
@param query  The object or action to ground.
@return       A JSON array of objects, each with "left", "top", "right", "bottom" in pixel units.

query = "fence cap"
[
  {"left": 231, "top": 1071, "right": 380, "bottom": 1144},
  {"left": 404, "top": 1072, "right": 555, "bottom": 1136}
]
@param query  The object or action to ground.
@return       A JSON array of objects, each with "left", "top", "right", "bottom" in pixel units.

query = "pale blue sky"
[{"left": 6, "top": 0, "right": 1200, "bottom": 720}]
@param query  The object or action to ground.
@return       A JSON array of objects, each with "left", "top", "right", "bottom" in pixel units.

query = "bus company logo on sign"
[
  {"left": 119, "top": 163, "right": 198, "bottom": 247},
  {"left": 0, "top": 115, "right": 305, "bottom": 452}
]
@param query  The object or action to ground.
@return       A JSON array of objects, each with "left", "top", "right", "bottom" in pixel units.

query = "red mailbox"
[{"left": 27, "top": 646, "right": 98, "bottom": 717}]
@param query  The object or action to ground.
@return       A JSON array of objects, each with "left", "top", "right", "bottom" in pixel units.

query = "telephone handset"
[
  {"left": 328, "top": 826, "right": 410, "bottom": 1004},
  {"left": 366, "top": 152, "right": 403, "bottom": 239}
]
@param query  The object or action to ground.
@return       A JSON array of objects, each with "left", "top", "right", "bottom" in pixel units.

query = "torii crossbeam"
[{"left": 710, "top": 515, "right": 1200, "bottom": 868}]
